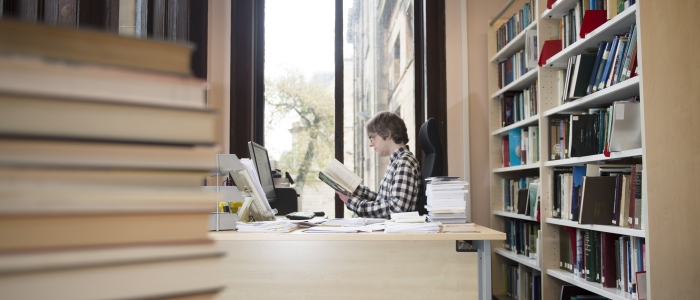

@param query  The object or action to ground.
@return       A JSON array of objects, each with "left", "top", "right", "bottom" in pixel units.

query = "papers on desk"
[
  {"left": 303, "top": 224, "right": 384, "bottom": 233},
  {"left": 236, "top": 221, "right": 299, "bottom": 233},
  {"left": 321, "top": 218, "right": 366, "bottom": 227},
  {"left": 384, "top": 221, "right": 441, "bottom": 233},
  {"left": 321, "top": 218, "right": 385, "bottom": 227},
  {"left": 440, "top": 223, "right": 478, "bottom": 233},
  {"left": 390, "top": 211, "right": 426, "bottom": 223},
  {"left": 303, "top": 218, "right": 387, "bottom": 233}
]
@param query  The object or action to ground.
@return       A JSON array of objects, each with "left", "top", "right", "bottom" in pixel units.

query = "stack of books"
[
  {"left": 0, "top": 19, "right": 224, "bottom": 299},
  {"left": 425, "top": 177, "right": 469, "bottom": 224}
]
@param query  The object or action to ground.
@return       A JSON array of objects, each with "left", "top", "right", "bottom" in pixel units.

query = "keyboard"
[{"left": 285, "top": 211, "right": 316, "bottom": 220}]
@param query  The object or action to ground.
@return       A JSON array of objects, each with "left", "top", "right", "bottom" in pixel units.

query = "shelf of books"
[
  {"left": 489, "top": 0, "right": 700, "bottom": 298},
  {"left": 488, "top": 1, "right": 543, "bottom": 299},
  {"left": 482, "top": 0, "right": 698, "bottom": 299}
]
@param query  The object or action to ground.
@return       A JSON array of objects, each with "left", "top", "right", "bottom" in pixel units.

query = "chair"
[{"left": 417, "top": 118, "right": 444, "bottom": 215}]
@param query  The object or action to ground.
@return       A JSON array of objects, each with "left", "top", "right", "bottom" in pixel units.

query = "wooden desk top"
[{"left": 209, "top": 224, "right": 505, "bottom": 241}]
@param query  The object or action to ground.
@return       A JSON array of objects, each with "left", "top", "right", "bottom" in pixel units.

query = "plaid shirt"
[{"left": 346, "top": 145, "right": 422, "bottom": 219}]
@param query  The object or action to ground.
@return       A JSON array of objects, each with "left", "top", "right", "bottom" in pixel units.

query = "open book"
[{"left": 318, "top": 159, "right": 362, "bottom": 196}]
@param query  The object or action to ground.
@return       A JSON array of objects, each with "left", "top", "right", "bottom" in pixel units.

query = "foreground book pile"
[
  {"left": 425, "top": 177, "right": 469, "bottom": 223},
  {"left": 0, "top": 19, "right": 224, "bottom": 299}
]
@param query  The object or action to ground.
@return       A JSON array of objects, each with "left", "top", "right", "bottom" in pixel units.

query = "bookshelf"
[{"left": 487, "top": 0, "right": 700, "bottom": 299}]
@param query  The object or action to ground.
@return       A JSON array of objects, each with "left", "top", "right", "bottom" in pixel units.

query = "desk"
[{"left": 209, "top": 225, "right": 505, "bottom": 300}]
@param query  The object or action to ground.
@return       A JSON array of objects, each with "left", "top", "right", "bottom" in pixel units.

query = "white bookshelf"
[
  {"left": 494, "top": 210, "right": 538, "bottom": 221},
  {"left": 482, "top": 0, "right": 693, "bottom": 298},
  {"left": 545, "top": 218, "right": 645, "bottom": 237},
  {"left": 496, "top": 248, "right": 541, "bottom": 271},
  {"left": 547, "top": 269, "right": 636, "bottom": 300},
  {"left": 491, "top": 21, "right": 539, "bottom": 63}
]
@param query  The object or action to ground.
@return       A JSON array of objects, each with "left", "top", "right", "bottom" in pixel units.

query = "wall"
[
  {"left": 207, "top": 0, "right": 231, "bottom": 154},
  {"left": 445, "top": 0, "right": 508, "bottom": 226}
]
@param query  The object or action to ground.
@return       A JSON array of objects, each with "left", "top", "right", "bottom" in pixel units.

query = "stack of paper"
[
  {"left": 390, "top": 211, "right": 426, "bottom": 223},
  {"left": 384, "top": 222, "right": 441, "bottom": 233},
  {"left": 440, "top": 223, "right": 477, "bottom": 233},
  {"left": 323, "top": 218, "right": 376, "bottom": 227},
  {"left": 303, "top": 223, "right": 384, "bottom": 233},
  {"left": 236, "top": 221, "right": 299, "bottom": 233},
  {"left": 425, "top": 177, "right": 469, "bottom": 224}
]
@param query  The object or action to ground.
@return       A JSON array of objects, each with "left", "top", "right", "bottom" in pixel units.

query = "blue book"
[
  {"left": 591, "top": 41, "right": 612, "bottom": 92},
  {"left": 509, "top": 129, "right": 522, "bottom": 166},
  {"left": 587, "top": 42, "right": 607, "bottom": 94},
  {"left": 612, "top": 37, "right": 628, "bottom": 85},
  {"left": 597, "top": 36, "right": 620, "bottom": 91},
  {"left": 570, "top": 166, "right": 586, "bottom": 222}
]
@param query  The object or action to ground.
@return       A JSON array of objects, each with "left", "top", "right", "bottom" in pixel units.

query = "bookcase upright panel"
[{"left": 637, "top": 0, "right": 700, "bottom": 298}]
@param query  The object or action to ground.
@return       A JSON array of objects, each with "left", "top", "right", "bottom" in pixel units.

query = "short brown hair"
[{"left": 366, "top": 111, "right": 409, "bottom": 144}]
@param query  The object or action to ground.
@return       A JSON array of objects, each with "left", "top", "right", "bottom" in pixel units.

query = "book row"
[
  {"left": 497, "top": 45, "right": 537, "bottom": 89},
  {"left": 502, "top": 126, "right": 540, "bottom": 167},
  {"left": 548, "top": 99, "right": 640, "bottom": 161},
  {"left": 503, "top": 218, "right": 541, "bottom": 261},
  {"left": 495, "top": 0, "right": 536, "bottom": 52},
  {"left": 559, "top": 227, "right": 646, "bottom": 297},
  {"left": 556, "top": 0, "right": 636, "bottom": 50},
  {"left": 551, "top": 163, "right": 643, "bottom": 229},
  {"left": 501, "top": 176, "right": 540, "bottom": 219},
  {"left": 500, "top": 82, "right": 538, "bottom": 127},
  {"left": 557, "top": 24, "right": 638, "bottom": 103},
  {"left": 499, "top": 263, "right": 541, "bottom": 300}
]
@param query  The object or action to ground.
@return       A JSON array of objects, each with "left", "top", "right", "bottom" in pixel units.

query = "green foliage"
[{"left": 264, "top": 69, "right": 335, "bottom": 189}]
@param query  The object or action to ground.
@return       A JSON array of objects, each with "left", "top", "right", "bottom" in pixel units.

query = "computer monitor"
[
  {"left": 225, "top": 154, "right": 275, "bottom": 222},
  {"left": 248, "top": 141, "right": 277, "bottom": 203}
]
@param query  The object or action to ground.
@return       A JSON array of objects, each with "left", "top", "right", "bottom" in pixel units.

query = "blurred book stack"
[
  {"left": 425, "top": 177, "right": 469, "bottom": 224},
  {"left": 0, "top": 19, "right": 224, "bottom": 299}
]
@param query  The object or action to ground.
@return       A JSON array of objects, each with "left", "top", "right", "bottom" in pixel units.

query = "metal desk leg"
[{"left": 473, "top": 240, "right": 492, "bottom": 300}]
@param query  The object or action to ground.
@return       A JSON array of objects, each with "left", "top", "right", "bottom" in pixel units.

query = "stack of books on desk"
[
  {"left": 425, "top": 177, "right": 469, "bottom": 224},
  {"left": 0, "top": 19, "right": 224, "bottom": 299}
]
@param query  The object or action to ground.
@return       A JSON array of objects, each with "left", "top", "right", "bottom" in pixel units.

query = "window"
[
  {"left": 264, "top": 0, "right": 341, "bottom": 217},
  {"left": 252, "top": 0, "right": 433, "bottom": 217},
  {"left": 344, "top": 0, "right": 416, "bottom": 193}
]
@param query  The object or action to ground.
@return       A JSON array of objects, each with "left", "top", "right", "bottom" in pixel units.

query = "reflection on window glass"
[
  {"left": 344, "top": 0, "right": 416, "bottom": 194},
  {"left": 264, "top": 0, "right": 337, "bottom": 217}
]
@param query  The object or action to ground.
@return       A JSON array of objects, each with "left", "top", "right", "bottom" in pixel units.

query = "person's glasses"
[{"left": 368, "top": 133, "right": 376, "bottom": 140}]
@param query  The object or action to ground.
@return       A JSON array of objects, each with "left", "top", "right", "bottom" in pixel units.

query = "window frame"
[{"left": 228, "top": 0, "right": 447, "bottom": 217}]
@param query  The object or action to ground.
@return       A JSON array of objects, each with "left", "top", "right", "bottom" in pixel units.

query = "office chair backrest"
[{"left": 417, "top": 118, "right": 444, "bottom": 215}]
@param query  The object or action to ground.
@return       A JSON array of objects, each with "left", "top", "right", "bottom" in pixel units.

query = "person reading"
[{"left": 336, "top": 111, "right": 422, "bottom": 218}]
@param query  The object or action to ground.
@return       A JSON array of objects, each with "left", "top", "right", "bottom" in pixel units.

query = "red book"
[
  {"left": 579, "top": 10, "right": 607, "bottom": 38},
  {"left": 601, "top": 232, "right": 620, "bottom": 288},
  {"left": 538, "top": 40, "right": 563, "bottom": 67}
]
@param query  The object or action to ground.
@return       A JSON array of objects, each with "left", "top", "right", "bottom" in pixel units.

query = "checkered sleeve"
[{"left": 345, "top": 154, "right": 421, "bottom": 219}]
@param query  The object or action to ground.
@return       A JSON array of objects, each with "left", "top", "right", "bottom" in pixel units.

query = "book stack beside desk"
[{"left": 0, "top": 19, "right": 224, "bottom": 299}]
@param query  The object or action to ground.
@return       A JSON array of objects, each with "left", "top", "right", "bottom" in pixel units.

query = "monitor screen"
[{"left": 248, "top": 141, "right": 277, "bottom": 203}]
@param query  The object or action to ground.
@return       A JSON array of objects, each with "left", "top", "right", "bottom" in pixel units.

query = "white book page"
[{"left": 325, "top": 159, "right": 361, "bottom": 191}]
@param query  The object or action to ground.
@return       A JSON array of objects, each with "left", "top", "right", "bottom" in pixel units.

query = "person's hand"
[{"left": 336, "top": 191, "right": 350, "bottom": 204}]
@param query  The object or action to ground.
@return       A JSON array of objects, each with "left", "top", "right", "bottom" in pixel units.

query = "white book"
[
  {"left": 319, "top": 159, "right": 362, "bottom": 195},
  {"left": 608, "top": 101, "right": 641, "bottom": 151}
]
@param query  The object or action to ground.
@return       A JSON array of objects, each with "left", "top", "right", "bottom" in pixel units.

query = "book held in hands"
[{"left": 318, "top": 159, "right": 362, "bottom": 195}]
